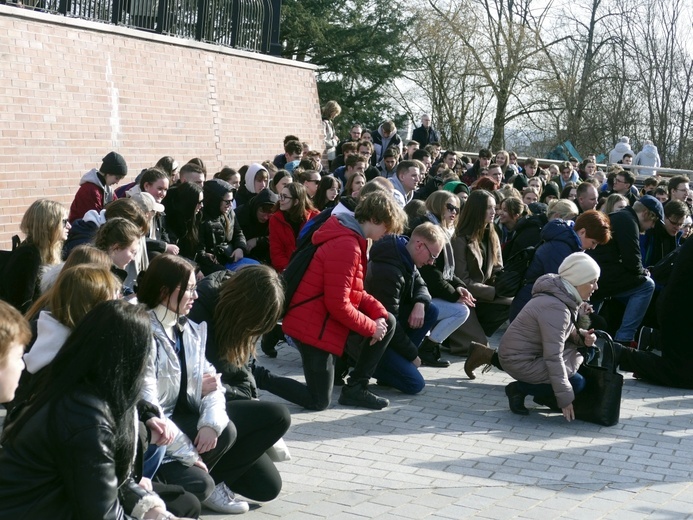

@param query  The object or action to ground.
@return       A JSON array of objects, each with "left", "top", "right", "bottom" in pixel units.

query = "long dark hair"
[
  {"left": 2, "top": 300, "right": 151, "bottom": 482},
  {"left": 282, "top": 182, "right": 314, "bottom": 223},
  {"left": 313, "top": 175, "right": 341, "bottom": 211},
  {"left": 164, "top": 183, "right": 202, "bottom": 254},
  {"left": 137, "top": 254, "right": 194, "bottom": 315}
]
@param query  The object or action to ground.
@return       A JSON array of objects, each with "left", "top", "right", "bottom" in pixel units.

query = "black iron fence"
[{"left": 2, "top": 0, "right": 282, "bottom": 55}]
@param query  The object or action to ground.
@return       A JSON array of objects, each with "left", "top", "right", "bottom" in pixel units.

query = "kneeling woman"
[{"left": 498, "top": 253, "right": 600, "bottom": 421}]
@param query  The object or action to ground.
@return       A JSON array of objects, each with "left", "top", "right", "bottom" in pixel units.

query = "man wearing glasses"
[
  {"left": 610, "top": 169, "right": 638, "bottom": 206},
  {"left": 641, "top": 199, "right": 689, "bottom": 281},
  {"left": 666, "top": 175, "right": 692, "bottom": 212}
]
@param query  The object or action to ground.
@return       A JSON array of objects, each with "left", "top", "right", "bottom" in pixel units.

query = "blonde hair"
[
  {"left": 322, "top": 100, "right": 342, "bottom": 120},
  {"left": 548, "top": 199, "right": 579, "bottom": 221},
  {"left": 425, "top": 191, "right": 459, "bottom": 230},
  {"left": 0, "top": 301, "right": 31, "bottom": 364},
  {"left": 20, "top": 200, "right": 66, "bottom": 265}
]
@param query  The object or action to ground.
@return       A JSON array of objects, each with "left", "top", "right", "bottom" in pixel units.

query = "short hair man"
[
  {"left": 343, "top": 154, "right": 368, "bottom": 183},
  {"left": 576, "top": 182, "right": 599, "bottom": 213},
  {"left": 378, "top": 148, "right": 399, "bottom": 178},
  {"left": 587, "top": 195, "right": 663, "bottom": 345},
  {"left": 461, "top": 148, "right": 492, "bottom": 186},
  {"left": 412, "top": 148, "right": 432, "bottom": 175},
  {"left": 611, "top": 170, "right": 638, "bottom": 206},
  {"left": 403, "top": 140, "right": 420, "bottom": 160},
  {"left": 337, "top": 124, "right": 363, "bottom": 156},
  {"left": 372, "top": 120, "right": 403, "bottom": 162},
  {"left": 411, "top": 114, "right": 440, "bottom": 148},
  {"left": 273, "top": 139, "right": 303, "bottom": 169},
  {"left": 523, "top": 157, "right": 539, "bottom": 178},
  {"left": 620, "top": 153, "right": 633, "bottom": 166},
  {"left": 364, "top": 223, "right": 470, "bottom": 393},
  {"left": 551, "top": 161, "right": 578, "bottom": 190},
  {"left": 255, "top": 191, "right": 408, "bottom": 411},
  {"left": 390, "top": 160, "right": 420, "bottom": 206},
  {"left": 667, "top": 175, "right": 690, "bottom": 204},
  {"left": 485, "top": 163, "right": 504, "bottom": 186},
  {"left": 179, "top": 163, "right": 206, "bottom": 186},
  {"left": 641, "top": 199, "right": 689, "bottom": 268}
]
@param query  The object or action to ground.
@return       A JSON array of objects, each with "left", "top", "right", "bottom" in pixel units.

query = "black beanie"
[{"left": 100, "top": 152, "right": 128, "bottom": 177}]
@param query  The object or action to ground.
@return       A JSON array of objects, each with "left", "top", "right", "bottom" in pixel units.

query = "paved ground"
[{"left": 205, "top": 332, "right": 693, "bottom": 520}]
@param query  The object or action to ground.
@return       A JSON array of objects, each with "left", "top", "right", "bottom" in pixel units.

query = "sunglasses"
[{"left": 446, "top": 203, "right": 460, "bottom": 214}]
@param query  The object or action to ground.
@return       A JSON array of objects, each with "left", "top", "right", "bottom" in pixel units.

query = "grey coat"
[{"left": 498, "top": 274, "right": 583, "bottom": 408}]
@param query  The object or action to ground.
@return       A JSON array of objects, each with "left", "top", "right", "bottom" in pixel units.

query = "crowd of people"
[{"left": 0, "top": 103, "right": 691, "bottom": 518}]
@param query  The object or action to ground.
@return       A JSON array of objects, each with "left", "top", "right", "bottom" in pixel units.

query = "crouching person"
[
  {"left": 363, "top": 223, "right": 469, "bottom": 394},
  {"left": 254, "top": 191, "right": 407, "bottom": 410},
  {"left": 498, "top": 253, "right": 601, "bottom": 420}
]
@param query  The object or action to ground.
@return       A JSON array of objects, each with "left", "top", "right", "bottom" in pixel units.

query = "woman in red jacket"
[
  {"left": 268, "top": 182, "right": 319, "bottom": 273},
  {"left": 254, "top": 191, "right": 407, "bottom": 411}
]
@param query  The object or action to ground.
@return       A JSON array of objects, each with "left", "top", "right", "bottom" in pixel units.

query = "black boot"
[
  {"left": 260, "top": 324, "right": 283, "bottom": 358},
  {"left": 505, "top": 382, "right": 528, "bottom": 415},
  {"left": 419, "top": 338, "right": 450, "bottom": 368},
  {"left": 339, "top": 382, "right": 389, "bottom": 410}
]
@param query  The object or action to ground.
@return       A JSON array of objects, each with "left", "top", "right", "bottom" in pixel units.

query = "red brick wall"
[{"left": 0, "top": 5, "right": 323, "bottom": 247}]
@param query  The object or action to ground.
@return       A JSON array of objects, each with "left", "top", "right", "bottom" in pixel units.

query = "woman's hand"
[
  {"left": 201, "top": 372, "right": 221, "bottom": 397},
  {"left": 246, "top": 238, "right": 258, "bottom": 251},
  {"left": 146, "top": 417, "right": 174, "bottom": 446},
  {"left": 580, "top": 328, "right": 597, "bottom": 347},
  {"left": 138, "top": 477, "right": 153, "bottom": 492},
  {"left": 193, "top": 458, "right": 208, "bottom": 472},
  {"left": 456, "top": 287, "right": 476, "bottom": 307},
  {"left": 562, "top": 403, "right": 575, "bottom": 422},
  {"left": 231, "top": 248, "right": 244, "bottom": 262},
  {"left": 165, "top": 244, "right": 180, "bottom": 255},
  {"left": 194, "top": 426, "right": 218, "bottom": 454}
]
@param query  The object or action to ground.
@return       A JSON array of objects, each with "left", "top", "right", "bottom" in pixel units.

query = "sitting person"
[
  {"left": 0, "top": 301, "right": 188, "bottom": 520},
  {"left": 498, "top": 253, "right": 601, "bottom": 420},
  {"left": 234, "top": 188, "right": 279, "bottom": 265},
  {"left": 68, "top": 151, "right": 127, "bottom": 223},
  {"left": 188, "top": 265, "right": 291, "bottom": 505},
  {"left": 364, "top": 223, "right": 470, "bottom": 394},
  {"left": 254, "top": 191, "right": 407, "bottom": 411},
  {"left": 0, "top": 300, "right": 31, "bottom": 403},
  {"left": 451, "top": 190, "right": 511, "bottom": 354},
  {"left": 0, "top": 200, "right": 69, "bottom": 313}
]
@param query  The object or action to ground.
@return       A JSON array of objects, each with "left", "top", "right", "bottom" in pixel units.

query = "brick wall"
[{"left": 0, "top": 5, "right": 322, "bottom": 247}]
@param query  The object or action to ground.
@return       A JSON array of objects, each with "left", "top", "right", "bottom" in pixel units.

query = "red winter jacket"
[
  {"left": 68, "top": 169, "right": 117, "bottom": 223},
  {"left": 269, "top": 209, "right": 319, "bottom": 273},
  {"left": 282, "top": 215, "right": 387, "bottom": 356}
]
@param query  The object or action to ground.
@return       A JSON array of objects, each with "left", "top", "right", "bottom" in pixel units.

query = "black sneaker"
[
  {"left": 339, "top": 384, "right": 389, "bottom": 410},
  {"left": 419, "top": 339, "right": 451, "bottom": 368}
]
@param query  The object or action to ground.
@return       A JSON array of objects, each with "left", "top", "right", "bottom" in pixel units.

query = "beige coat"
[{"left": 498, "top": 274, "right": 583, "bottom": 409}]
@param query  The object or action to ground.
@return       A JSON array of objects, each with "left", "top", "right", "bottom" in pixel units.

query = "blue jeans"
[
  {"left": 612, "top": 277, "right": 655, "bottom": 342},
  {"left": 428, "top": 298, "right": 470, "bottom": 344},
  {"left": 398, "top": 302, "right": 439, "bottom": 347},
  {"left": 373, "top": 348, "right": 425, "bottom": 394},
  {"left": 517, "top": 372, "right": 586, "bottom": 398}
]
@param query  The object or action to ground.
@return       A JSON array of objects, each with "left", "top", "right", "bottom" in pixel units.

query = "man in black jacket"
[
  {"left": 362, "top": 223, "right": 468, "bottom": 394},
  {"left": 587, "top": 195, "right": 662, "bottom": 345},
  {"left": 411, "top": 114, "right": 440, "bottom": 148}
]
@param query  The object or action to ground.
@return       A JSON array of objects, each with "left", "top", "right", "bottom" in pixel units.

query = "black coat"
[
  {"left": 587, "top": 206, "right": 647, "bottom": 298},
  {"left": 502, "top": 214, "right": 547, "bottom": 261},
  {"left": 0, "top": 242, "right": 42, "bottom": 313},
  {"left": 411, "top": 125, "right": 440, "bottom": 148},
  {"left": 365, "top": 235, "right": 431, "bottom": 361},
  {"left": 234, "top": 190, "right": 277, "bottom": 264},
  {"left": 187, "top": 270, "right": 257, "bottom": 401},
  {"left": 0, "top": 389, "right": 135, "bottom": 519},
  {"left": 199, "top": 211, "right": 247, "bottom": 274}
]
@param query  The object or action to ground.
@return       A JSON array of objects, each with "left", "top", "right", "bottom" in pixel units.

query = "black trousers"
[
  {"left": 619, "top": 348, "right": 693, "bottom": 390},
  {"left": 210, "top": 400, "right": 291, "bottom": 502},
  {"left": 260, "top": 313, "right": 396, "bottom": 410}
]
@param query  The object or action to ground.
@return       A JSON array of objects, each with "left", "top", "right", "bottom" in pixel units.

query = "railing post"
[
  {"left": 156, "top": 0, "right": 168, "bottom": 33},
  {"left": 195, "top": 0, "right": 205, "bottom": 41},
  {"left": 112, "top": 0, "right": 121, "bottom": 25},
  {"left": 268, "top": 0, "right": 281, "bottom": 55},
  {"left": 58, "top": 0, "right": 68, "bottom": 15},
  {"left": 230, "top": 0, "right": 240, "bottom": 48}
]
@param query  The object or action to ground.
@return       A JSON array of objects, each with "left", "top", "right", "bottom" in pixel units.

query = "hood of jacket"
[
  {"left": 312, "top": 213, "right": 364, "bottom": 247},
  {"left": 531, "top": 273, "right": 580, "bottom": 310},
  {"left": 203, "top": 179, "right": 233, "bottom": 220},
  {"left": 244, "top": 163, "right": 267, "bottom": 194},
  {"left": 641, "top": 143, "right": 659, "bottom": 158},
  {"left": 79, "top": 168, "right": 105, "bottom": 188},
  {"left": 249, "top": 188, "right": 279, "bottom": 214},
  {"left": 24, "top": 311, "right": 72, "bottom": 374},
  {"left": 613, "top": 141, "right": 632, "bottom": 154},
  {"left": 369, "top": 234, "right": 414, "bottom": 274},
  {"left": 540, "top": 219, "right": 582, "bottom": 249}
]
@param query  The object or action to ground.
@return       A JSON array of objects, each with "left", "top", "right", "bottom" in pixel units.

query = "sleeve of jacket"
[
  {"left": 451, "top": 236, "right": 496, "bottom": 301},
  {"left": 145, "top": 237, "right": 167, "bottom": 256},
  {"left": 194, "top": 323, "right": 230, "bottom": 436},
  {"left": 69, "top": 183, "right": 103, "bottom": 223},
  {"left": 56, "top": 409, "right": 130, "bottom": 519},
  {"left": 321, "top": 242, "right": 380, "bottom": 337},
  {"left": 537, "top": 308, "right": 575, "bottom": 409},
  {"left": 417, "top": 264, "right": 459, "bottom": 302},
  {"left": 412, "top": 269, "right": 432, "bottom": 306},
  {"left": 1, "top": 245, "right": 41, "bottom": 313},
  {"left": 198, "top": 220, "right": 216, "bottom": 255},
  {"left": 229, "top": 214, "right": 248, "bottom": 253},
  {"left": 366, "top": 261, "right": 404, "bottom": 316},
  {"left": 614, "top": 216, "right": 646, "bottom": 275},
  {"left": 269, "top": 215, "right": 292, "bottom": 273}
]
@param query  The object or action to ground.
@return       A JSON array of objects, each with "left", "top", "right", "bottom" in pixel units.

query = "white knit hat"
[{"left": 558, "top": 253, "right": 601, "bottom": 287}]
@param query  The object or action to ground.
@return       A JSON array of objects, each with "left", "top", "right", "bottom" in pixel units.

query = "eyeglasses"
[
  {"left": 306, "top": 179, "right": 321, "bottom": 184},
  {"left": 675, "top": 187, "right": 690, "bottom": 193},
  {"left": 422, "top": 242, "right": 438, "bottom": 263},
  {"left": 184, "top": 284, "right": 197, "bottom": 296},
  {"left": 279, "top": 194, "right": 294, "bottom": 201},
  {"left": 62, "top": 218, "right": 70, "bottom": 227},
  {"left": 221, "top": 199, "right": 233, "bottom": 206},
  {"left": 667, "top": 217, "right": 685, "bottom": 228},
  {"left": 446, "top": 203, "right": 460, "bottom": 214}
]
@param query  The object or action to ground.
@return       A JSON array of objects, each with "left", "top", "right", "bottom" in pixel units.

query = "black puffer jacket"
[
  {"left": 187, "top": 270, "right": 257, "bottom": 401},
  {"left": 234, "top": 189, "right": 279, "bottom": 264},
  {"left": 587, "top": 206, "right": 647, "bottom": 298},
  {"left": 366, "top": 235, "right": 431, "bottom": 362},
  {"left": 0, "top": 389, "right": 135, "bottom": 519}
]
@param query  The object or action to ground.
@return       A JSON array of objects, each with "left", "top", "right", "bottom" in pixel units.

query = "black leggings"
[{"left": 210, "top": 400, "right": 291, "bottom": 502}]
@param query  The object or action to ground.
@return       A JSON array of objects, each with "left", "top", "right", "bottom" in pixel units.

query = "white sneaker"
[{"left": 202, "top": 482, "right": 249, "bottom": 514}]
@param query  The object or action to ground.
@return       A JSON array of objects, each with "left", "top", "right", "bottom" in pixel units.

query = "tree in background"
[{"left": 281, "top": 0, "right": 410, "bottom": 136}]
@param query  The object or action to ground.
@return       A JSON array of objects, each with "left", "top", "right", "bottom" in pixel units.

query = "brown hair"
[
  {"left": 574, "top": 210, "right": 611, "bottom": 244},
  {"left": 214, "top": 266, "right": 284, "bottom": 367},
  {"left": 354, "top": 191, "right": 406, "bottom": 234},
  {"left": 20, "top": 200, "right": 67, "bottom": 265},
  {"left": 0, "top": 301, "right": 31, "bottom": 364}
]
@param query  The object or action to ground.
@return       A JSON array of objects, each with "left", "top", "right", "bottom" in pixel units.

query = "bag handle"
[{"left": 593, "top": 329, "right": 619, "bottom": 375}]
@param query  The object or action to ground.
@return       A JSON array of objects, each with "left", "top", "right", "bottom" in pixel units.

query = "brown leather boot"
[{"left": 464, "top": 342, "right": 495, "bottom": 380}]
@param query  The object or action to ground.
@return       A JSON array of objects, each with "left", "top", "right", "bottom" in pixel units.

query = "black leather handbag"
[{"left": 573, "top": 330, "right": 624, "bottom": 427}]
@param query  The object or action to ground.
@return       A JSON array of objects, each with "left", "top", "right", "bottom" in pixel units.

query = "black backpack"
[
  {"left": 649, "top": 246, "right": 680, "bottom": 286},
  {"left": 0, "top": 235, "right": 21, "bottom": 275},
  {"left": 280, "top": 211, "right": 332, "bottom": 316},
  {"left": 494, "top": 244, "right": 540, "bottom": 298}
]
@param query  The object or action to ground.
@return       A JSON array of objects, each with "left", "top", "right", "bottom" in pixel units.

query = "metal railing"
[{"left": 2, "top": 0, "right": 282, "bottom": 55}]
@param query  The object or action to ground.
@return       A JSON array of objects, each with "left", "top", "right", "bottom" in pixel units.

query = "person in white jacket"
[
  {"left": 608, "top": 136, "right": 633, "bottom": 165},
  {"left": 634, "top": 140, "right": 662, "bottom": 175}
]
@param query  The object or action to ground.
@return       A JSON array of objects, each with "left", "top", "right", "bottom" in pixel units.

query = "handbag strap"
[{"left": 593, "top": 329, "right": 619, "bottom": 375}]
